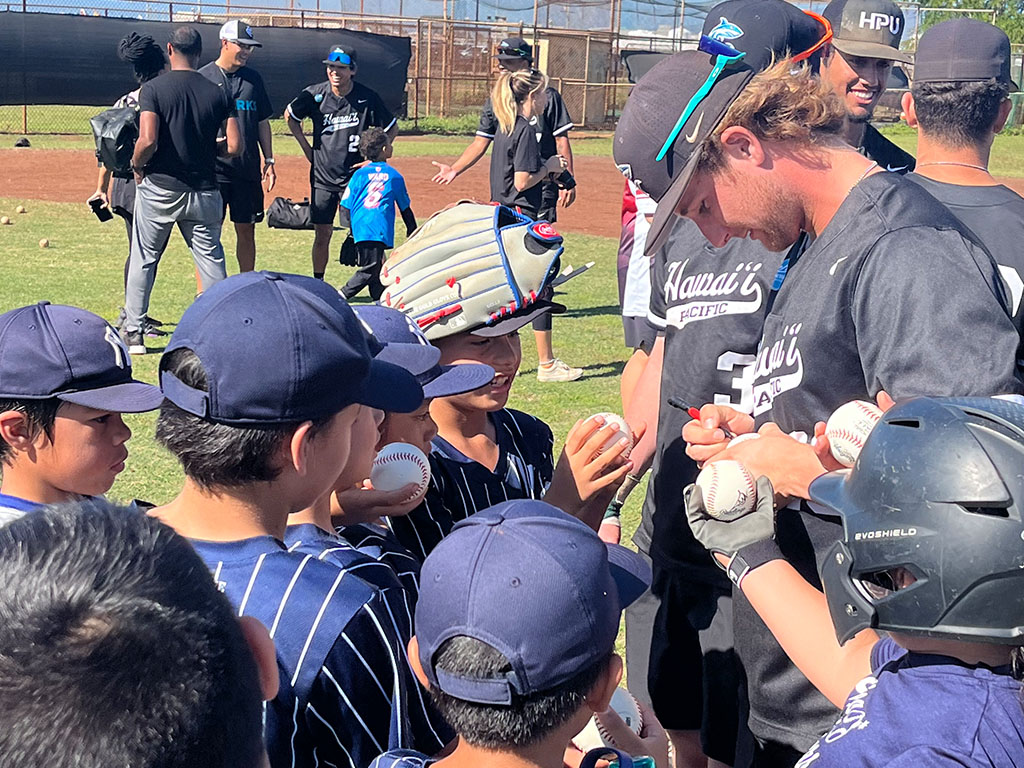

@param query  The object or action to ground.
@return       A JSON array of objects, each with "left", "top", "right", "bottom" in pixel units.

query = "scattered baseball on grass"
[
  {"left": 572, "top": 688, "right": 643, "bottom": 752},
  {"left": 370, "top": 442, "right": 430, "bottom": 500},
  {"left": 15, "top": 205, "right": 25, "bottom": 214},
  {"left": 696, "top": 460, "right": 757, "bottom": 521},
  {"left": 825, "top": 400, "right": 883, "bottom": 467},
  {"left": 0, "top": 216, "right": 9, "bottom": 225},
  {"left": 586, "top": 412, "right": 633, "bottom": 457},
  {"left": 39, "top": 238, "right": 49, "bottom": 248}
]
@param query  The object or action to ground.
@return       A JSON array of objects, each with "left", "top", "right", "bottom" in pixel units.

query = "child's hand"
[
  {"left": 545, "top": 416, "right": 644, "bottom": 530},
  {"left": 331, "top": 479, "right": 427, "bottom": 524},
  {"left": 594, "top": 700, "right": 671, "bottom": 768}
]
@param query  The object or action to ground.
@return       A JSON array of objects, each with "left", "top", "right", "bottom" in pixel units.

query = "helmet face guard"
[{"left": 811, "top": 397, "right": 1024, "bottom": 646}]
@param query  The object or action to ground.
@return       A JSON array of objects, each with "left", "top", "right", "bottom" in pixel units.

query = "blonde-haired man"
[{"left": 615, "top": 50, "right": 1023, "bottom": 765}]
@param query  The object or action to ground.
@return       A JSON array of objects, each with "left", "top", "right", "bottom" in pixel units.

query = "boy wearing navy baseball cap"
[
  {"left": 370, "top": 499, "right": 667, "bottom": 768},
  {"left": 151, "top": 271, "right": 427, "bottom": 768},
  {"left": 326, "top": 304, "right": 495, "bottom": 602},
  {"left": 0, "top": 302, "right": 163, "bottom": 523}
]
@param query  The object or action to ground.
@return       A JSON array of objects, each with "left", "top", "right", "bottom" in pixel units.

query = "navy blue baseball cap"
[
  {"left": 416, "top": 499, "right": 651, "bottom": 705},
  {"left": 0, "top": 302, "right": 162, "bottom": 412},
  {"left": 160, "top": 272, "right": 423, "bottom": 425},
  {"left": 356, "top": 305, "right": 496, "bottom": 399}
]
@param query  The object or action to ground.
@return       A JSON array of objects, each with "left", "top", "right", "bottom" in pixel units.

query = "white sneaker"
[{"left": 537, "top": 358, "right": 583, "bottom": 382}]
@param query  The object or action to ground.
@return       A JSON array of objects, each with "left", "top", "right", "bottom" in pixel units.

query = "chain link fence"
[{"left": 4, "top": 1, "right": 1023, "bottom": 135}]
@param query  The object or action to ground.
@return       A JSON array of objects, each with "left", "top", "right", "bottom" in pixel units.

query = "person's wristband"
[
  {"left": 724, "top": 538, "right": 784, "bottom": 589},
  {"left": 603, "top": 499, "right": 623, "bottom": 521},
  {"left": 264, "top": 157, "right": 276, "bottom": 165}
]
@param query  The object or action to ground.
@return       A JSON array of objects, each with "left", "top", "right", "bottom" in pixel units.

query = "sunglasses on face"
[{"left": 327, "top": 51, "right": 354, "bottom": 66}]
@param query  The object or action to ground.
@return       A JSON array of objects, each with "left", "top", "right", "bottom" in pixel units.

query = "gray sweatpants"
[{"left": 124, "top": 176, "right": 227, "bottom": 332}]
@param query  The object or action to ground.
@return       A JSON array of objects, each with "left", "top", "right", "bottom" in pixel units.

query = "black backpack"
[
  {"left": 90, "top": 103, "right": 139, "bottom": 178},
  {"left": 266, "top": 197, "right": 315, "bottom": 230}
]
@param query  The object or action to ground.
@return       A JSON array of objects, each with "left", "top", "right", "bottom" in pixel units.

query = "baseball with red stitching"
[
  {"left": 586, "top": 412, "right": 634, "bottom": 458},
  {"left": 571, "top": 688, "right": 643, "bottom": 752},
  {"left": 696, "top": 460, "right": 757, "bottom": 521},
  {"left": 825, "top": 400, "right": 883, "bottom": 468},
  {"left": 370, "top": 442, "right": 431, "bottom": 500}
]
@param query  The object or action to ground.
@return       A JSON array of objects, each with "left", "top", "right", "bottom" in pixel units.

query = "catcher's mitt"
[{"left": 380, "top": 202, "right": 564, "bottom": 339}]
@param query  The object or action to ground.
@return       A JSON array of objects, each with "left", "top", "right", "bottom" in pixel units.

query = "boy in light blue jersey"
[{"left": 340, "top": 127, "right": 417, "bottom": 300}]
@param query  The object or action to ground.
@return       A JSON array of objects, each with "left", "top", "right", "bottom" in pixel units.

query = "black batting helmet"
[{"left": 811, "top": 396, "right": 1024, "bottom": 646}]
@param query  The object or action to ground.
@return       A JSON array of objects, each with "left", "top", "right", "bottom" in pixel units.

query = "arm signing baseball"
[
  {"left": 686, "top": 477, "right": 876, "bottom": 707},
  {"left": 682, "top": 402, "right": 755, "bottom": 464},
  {"left": 555, "top": 134, "right": 575, "bottom": 208},
  {"left": 712, "top": 423, "right": 828, "bottom": 501},
  {"left": 431, "top": 135, "right": 491, "bottom": 184}
]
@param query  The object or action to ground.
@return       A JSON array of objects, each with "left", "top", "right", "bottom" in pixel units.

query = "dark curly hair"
[{"left": 117, "top": 32, "right": 166, "bottom": 84}]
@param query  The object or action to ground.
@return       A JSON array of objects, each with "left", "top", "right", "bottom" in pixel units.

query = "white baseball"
[
  {"left": 825, "top": 400, "right": 882, "bottom": 468},
  {"left": 728, "top": 432, "right": 761, "bottom": 448},
  {"left": 370, "top": 442, "right": 430, "bottom": 500},
  {"left": 696, "top": 460, "right": 756, "bottom": 521},
  {"left": 572, "top": 688, "right": 643, "bottom": 752},
  {"left": 587, "top": 412, "right": 633, "bottom": 457}
]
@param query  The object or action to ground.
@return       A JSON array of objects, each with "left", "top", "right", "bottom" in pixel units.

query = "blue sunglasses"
[
  {"left": 328, "top": 50, "right": 353, "bottom": 66},
  {"left": 656, "top": 35, "right": 746, "bottom": 162}
]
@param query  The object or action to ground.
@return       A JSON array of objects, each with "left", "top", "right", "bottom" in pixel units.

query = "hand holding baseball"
[
  {"left": 593, "top": 700, "right": 670, "bottom": 768},
  {"left": 332, "top": 480, "right": 427, "bottom": 523},
  {"left": 685, "top": 475, "right": 777, "bottom": 561},
  {"left": 683, "top": 403, "right": 755, "bottom": 464},
  {"left": 545, "top": 415, "right": 645, "bottom": 531}
]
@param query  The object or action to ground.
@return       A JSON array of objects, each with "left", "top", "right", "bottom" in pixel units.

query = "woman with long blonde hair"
[{"left": 487, "top": 68, "right": 567, "bottom": 218}]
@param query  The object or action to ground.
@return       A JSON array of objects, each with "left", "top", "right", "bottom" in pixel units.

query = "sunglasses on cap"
[
  {"left": 327, "top": 50, "right": 354, "bottom": 66},
  {"left": 656, "top": 35, "right": 746, "bottom": 162},
  {"left": 656, "top": 11, "right": 833, "bottom": 163}
]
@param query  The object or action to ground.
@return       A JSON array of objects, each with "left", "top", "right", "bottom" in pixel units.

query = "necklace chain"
[{"left": 916, "top": 161, "right": 990, "bottom": 173}]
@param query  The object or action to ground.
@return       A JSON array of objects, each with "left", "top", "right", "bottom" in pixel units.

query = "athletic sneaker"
[
  {"left": 143, "top": 318, "right": 168, "bottom": 338},
  {"left": 536, "top": 358, "right": 583, "bottom": 383},
  {"left": 123, "top": 330, "right": 146, "bottom": 356}
]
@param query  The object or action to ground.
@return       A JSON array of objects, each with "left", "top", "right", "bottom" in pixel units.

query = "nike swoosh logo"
[
  {"left": 829, "top": 256, "right": 848, "bottom": 276},
  {"left": 886, "top": 164, "right": 907, "bottom": 172},
  {"left": 685, "top": 112, "right": 705, "bottom": 144}
]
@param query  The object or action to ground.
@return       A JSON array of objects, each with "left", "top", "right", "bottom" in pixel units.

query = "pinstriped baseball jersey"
[
  {"left": 386, "top": 409, "right": 554, "bottom": 562},
  {"left": 284, "top": 523, "right": 454, "bottom": 755},
  {"left": 337, "top": 521, "right": 423, "bottom": 606},
  {"left": 370, "top": 749, "right": 436, "bottom": 768},
  {"left": 192, "top": 535, "right": 412, "bottom": 768}
]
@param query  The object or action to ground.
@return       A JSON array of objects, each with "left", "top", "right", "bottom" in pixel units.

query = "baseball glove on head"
[{"left": 380, "top": 203, "right": 564, "bottom": 339}]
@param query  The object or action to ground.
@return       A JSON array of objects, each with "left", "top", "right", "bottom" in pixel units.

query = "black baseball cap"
[
  {"left": 496, "top": 37, "right": 533, "bottom": 62},
  {"left": 614, "top": 50, "right": 753, "bottom": 257},
  {"left": 616, "top": 0, "right": 834, "bottom": 256},
  {"left": 914, "top": 19, "right": 1018, "bottom": 91},
  {"left": 324, "top": 45, "right": 356, "bottom": 67},
  {"left": 0, "top": 303, "right": 163, "bottom": 412},
  {"left": 701, "top": 0, "right": 832, "bottom": 72},
  {"left": 219, "top": 20, "right": 262, "bottom": 47},
  {"left": 823, "top": 0, "right": 912, "bottom": 64}
]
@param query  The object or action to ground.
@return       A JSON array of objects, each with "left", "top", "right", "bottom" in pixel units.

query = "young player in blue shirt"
[
  {"left": 151, "top": 271, "right": 427, "bottom": 768},
  {"left": 0, "top": 302, "right": 163, "bottom": 524},
  {"left": 685, "top": 396, "right": 1024, "bottom": 767},
  {"left": 340, "top": 127, "right": 417, "bottom": 301}
]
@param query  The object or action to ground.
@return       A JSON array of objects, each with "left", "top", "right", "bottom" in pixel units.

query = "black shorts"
[
  {"left": 310, "top": 186, "right": 351, "bottom": 226},
  {"left": 625, "top": 554, "right": 749, "bottom": 765},
  {"left": 538, "top": 181, "right": 559, "bottom": 224},
  {"left": 355, "top": 240, "right": 386, "bottom": 267},
  {"left": 219, "top": 179, "right": 265, "bottom": 224}
]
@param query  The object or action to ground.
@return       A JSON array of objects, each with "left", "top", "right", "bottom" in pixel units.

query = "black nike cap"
[{"left": 914, "top": 18, "right": 1018, "bottom": 91}]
